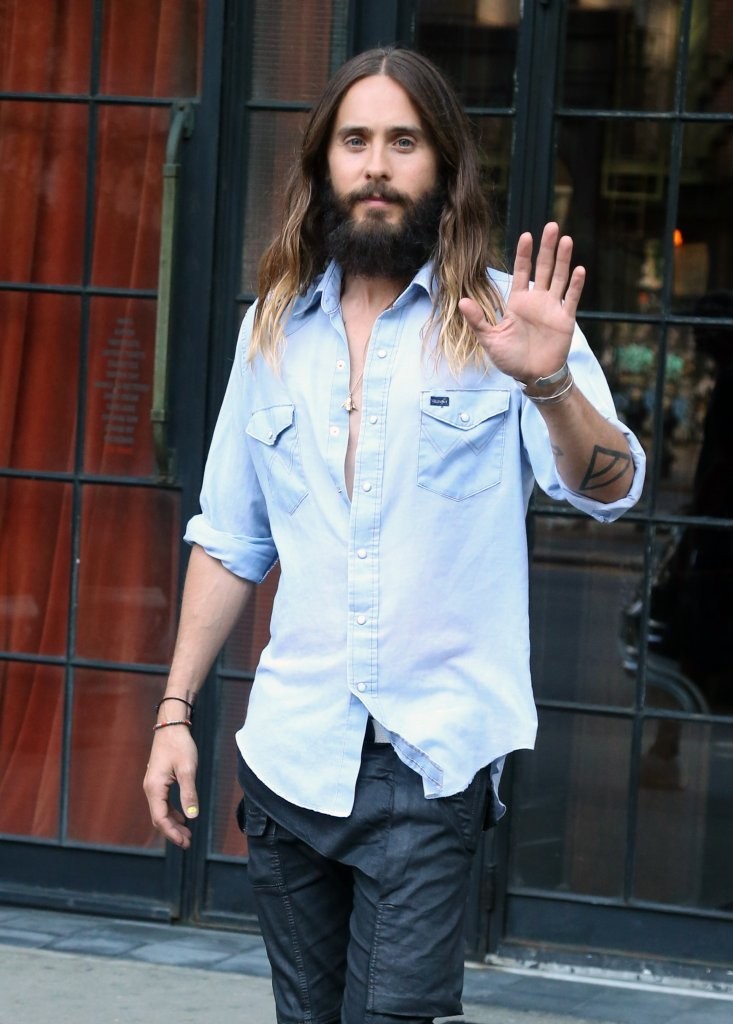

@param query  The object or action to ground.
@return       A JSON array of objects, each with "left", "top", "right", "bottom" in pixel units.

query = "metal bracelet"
[
  {"left": 514, "top": 361, "right": 570, "bottom": 391},
  {"left": 534, "top": 362, "right": 570, "bottom": 388},
  {"left": 527, "top": 373, "right": 575, "bottom": 405}
]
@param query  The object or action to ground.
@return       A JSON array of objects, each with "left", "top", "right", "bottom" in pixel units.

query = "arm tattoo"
[
  {"left": 551, "top": 443, "right": 564, "bottom": 458},
  {"left": 579, "top": 445, "right": 632, "bottom": 491}
]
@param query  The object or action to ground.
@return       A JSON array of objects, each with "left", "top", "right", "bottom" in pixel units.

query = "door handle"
[{"left": 151, "top": 101, "right": 195, "bottom": 482}]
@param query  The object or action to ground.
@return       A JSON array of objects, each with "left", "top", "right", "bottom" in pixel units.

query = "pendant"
[{"left": 342, "top": 395, "right": 354, "bottom": 412}]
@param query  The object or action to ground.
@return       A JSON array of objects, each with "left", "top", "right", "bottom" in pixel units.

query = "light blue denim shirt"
[{"left": 185, "top": 261, "right": 646, "bottom": 816}]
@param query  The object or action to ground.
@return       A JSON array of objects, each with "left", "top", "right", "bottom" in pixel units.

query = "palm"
[{"left": 459, "top": 223, "right": 585, "bottom": 385}]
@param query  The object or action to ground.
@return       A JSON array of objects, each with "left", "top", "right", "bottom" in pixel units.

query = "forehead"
[{"left": 331, "top": 74, "right": 425, "bottom": 132}]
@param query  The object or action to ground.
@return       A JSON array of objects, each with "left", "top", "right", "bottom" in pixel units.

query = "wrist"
[{"left": 517, "top": 362, "right": 574, "bottom": 404}]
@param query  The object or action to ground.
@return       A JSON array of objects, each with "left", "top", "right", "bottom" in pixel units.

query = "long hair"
[{"left": 250, "top": 47, "right": 505, "bottom": 372}]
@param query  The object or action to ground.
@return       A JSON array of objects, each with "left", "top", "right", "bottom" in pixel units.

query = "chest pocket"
[
  {"left": 246, "top": 404, "right": 308, "bottom": 514},
  {"left": 418, "top": 389, "right": 510, "bottom": 500}
]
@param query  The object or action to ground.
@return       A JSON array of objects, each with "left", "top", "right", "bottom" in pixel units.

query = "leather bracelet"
[{"left": 154, "top": 696, "right": 194, "bottom": 716}]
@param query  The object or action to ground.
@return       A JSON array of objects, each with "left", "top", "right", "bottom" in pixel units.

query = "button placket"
[{"left": 346, "top": 310, "right": 402, "bottom": 701}]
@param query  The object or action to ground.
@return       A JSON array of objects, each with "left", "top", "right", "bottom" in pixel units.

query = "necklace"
[
  {"left": 342, "top": 365, "right": 367, "bottom": 413},
  {"left": 340, "top": 287, "right": 403, "bottom": 413}
]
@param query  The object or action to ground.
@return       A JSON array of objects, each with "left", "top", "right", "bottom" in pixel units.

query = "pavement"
[{"left": 1, "top": 904, "right": 732, "bottom": 1024}]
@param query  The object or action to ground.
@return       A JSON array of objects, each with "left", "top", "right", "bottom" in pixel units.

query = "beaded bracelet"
[
  {"left": 153, "top": 718, "right": 192, "bottom": 732},
  {"left": 154, "top": 696, "right": 194, "bottom": 716}
]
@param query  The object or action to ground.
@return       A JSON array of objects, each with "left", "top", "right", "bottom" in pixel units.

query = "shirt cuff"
[
  {"left": 550, "top": 418, "right": 647, "bottom": 523},
  {"left": 184, "top": 514, "right": 278, "bottom": 583}
]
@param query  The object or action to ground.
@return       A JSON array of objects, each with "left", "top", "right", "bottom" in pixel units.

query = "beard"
[{"left": 321, "top": 180, "right": 446, "bottom": 279}]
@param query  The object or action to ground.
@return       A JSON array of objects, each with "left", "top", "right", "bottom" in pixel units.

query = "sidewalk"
[{"left": 1, "top": 905, "right": 731, "bottom": 1024}]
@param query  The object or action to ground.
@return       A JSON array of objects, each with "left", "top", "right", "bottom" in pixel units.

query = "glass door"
[
  {"left": 0, "top": 0, "right": 215, "bottom": 918},
  {"left": 505, "top": 0, "right": 733, "bottom": 966}
]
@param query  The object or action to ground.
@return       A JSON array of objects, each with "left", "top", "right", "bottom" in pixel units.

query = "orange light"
[{"left": 673, "top": 228, "right": 684, "bottom": 247}]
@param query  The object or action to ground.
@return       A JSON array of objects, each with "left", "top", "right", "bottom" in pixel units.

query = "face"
[{"left": 326, "top": 74, "right": 439, "bottom": 228}]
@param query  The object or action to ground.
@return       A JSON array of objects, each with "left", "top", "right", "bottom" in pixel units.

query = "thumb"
[
  {"left": 458, "top": 296, "right": 487, "bottom": 333},
  {"left": 177, "top": 766, "right": 200, "bottom": 820}
]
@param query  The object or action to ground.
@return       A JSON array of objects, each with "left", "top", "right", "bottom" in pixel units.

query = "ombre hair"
[{"left": 250, "top": 47, "right": 505, "bottom": 372}]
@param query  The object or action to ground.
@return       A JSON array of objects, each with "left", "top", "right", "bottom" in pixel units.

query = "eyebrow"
[{"left": 334, "top": 124, "right": 426, "bottom": 139}]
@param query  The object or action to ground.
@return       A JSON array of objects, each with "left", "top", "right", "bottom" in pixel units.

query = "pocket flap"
[
  {"left": 246, "top": 404, "right": 295, "bottom": 445},
  {"left": 420, "top": 389, "right": 510, "bottom": 430}
]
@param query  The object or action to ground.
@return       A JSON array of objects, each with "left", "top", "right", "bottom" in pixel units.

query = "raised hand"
[{"left": 459, "top": 222, "right": 585, "bottom": 385}]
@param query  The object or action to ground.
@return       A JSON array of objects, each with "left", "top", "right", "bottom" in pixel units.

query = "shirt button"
[
  {"left": 356, "top": 548, "right": 367, "bottom": 559},
  {"left": 356, "top": 614, "right": 367, "bottom": 625},
  {"left": 369, "top": 415, "right": 378, "bottom": 425},
  {"left": 329, "top": 425, "right": 340, "bottom": 437},
  {"left": 356, "top": 682, "right": 367, "bottom": 693},
  {"left": 362, "top": 482, "right": 372, "bottom": 492},
  {"left": 336, "top": 359, "right": 346, "bottom": 370},
  {"left": 460, "top": 412, "right": 470, "bottom": 423},
  {"left": 377, "top": 348, "right": 387, "bottom": 358},
  {"left": 267, "top": 430, "right": 275, "bottom": 440}
]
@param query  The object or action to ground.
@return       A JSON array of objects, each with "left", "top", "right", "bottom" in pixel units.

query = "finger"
[
  {"left": 548, "top": 234, "right": 573, "bottom": 299},
  {"left": 144, "top": 782, "right": 191, "bottom": 847},
  {"left": 458, "top": 296, "right": 488, "bottom": 334},
  {"left": 532, "top": 222, "right": 560, "bottom": 291},
  {"left": 561, "top": 265, "right": 586, "bottom": 321},
  {"left": 510, "top": 231, "right": 533, "bottom": 292},
  {"left": 159, "top": 810, "right": 193, "bottom": 849},
  {"left": 177, "top": 765, "right": 200, "bottom": 821}
]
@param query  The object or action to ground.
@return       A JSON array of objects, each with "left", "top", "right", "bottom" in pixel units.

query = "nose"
[{"left": 364, "top": 141, "right": 390, "bottom": 181}]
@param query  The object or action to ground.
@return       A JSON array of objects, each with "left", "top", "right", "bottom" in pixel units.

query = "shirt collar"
[{"left": 288, "top": 260, "right": 437, "bottom": 321}]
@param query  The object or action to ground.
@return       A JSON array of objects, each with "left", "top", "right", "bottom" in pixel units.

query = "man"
[{"left": 144, "top": 47, "right": 645, "bottom": 1024}]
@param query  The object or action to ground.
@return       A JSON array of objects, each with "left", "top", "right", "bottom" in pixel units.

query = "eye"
[
  {"left": 344, "top": 135, "right": 366, "bottom": 149},
  {"left": 394, "top": 137, "right": 416, "bottom": 150}
]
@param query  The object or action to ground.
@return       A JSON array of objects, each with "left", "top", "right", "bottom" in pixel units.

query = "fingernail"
[{"left": 186, "top": 805, "right": 199, "bottom": 818}]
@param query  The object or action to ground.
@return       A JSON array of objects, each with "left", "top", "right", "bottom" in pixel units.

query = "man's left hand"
[{"left": 459, "top": 222, "right": 585, "bottom": 386}]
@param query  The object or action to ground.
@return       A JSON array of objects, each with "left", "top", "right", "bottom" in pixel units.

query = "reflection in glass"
[
  {"left": 241, "top": 111, "right": 310, "bottom": 293},
  {"left": 510, "top": 711, "right": 631, "bottom": 899},
  {"left": 100, "top": 0, "right": 205, "bottom": 98},
  {"left": 555, "top": 118, "right": 670, "bottom": 313},
  {"left": 0, "top": 102, "right": 88, "bottom": 285},
  {"left": 0, "top": 663, "right": 63, "bottom": 839},
  {"left": 76, "top": 485, "right": 180, "bottom": 665},
  {"left": 687, "top": 0, "right": 733, "bottom": 113},
  {"left": 67, "top": 669, "right": 164, "bottom": 848},
  {"left": 0, "top": 0, "right": 92, "bottom": 94},
  {"left": 415, "top": 0, "right": 520, "bottom": 107},
  {"left": 622, "top": 524, "right": 733, "bottom": 719},
  {"left": 92, "top": 105, "right": 168, "bottom": 289},
  {"left": 210, "top": 678, "right": 253, "bottom": 857},
  {"left": 563, "top": 0, "right": 679, "bottom": 111},
  {"left": 635, "top": 720, "right": 733, "bottom": 910},
  {"left": 84, "top": 298, "right": 156, "bottom": 477},
  {"left": 250, "top": 0, "right": 346, "bottom": 101},
  {"left": 672, "top": 122, "right": 733, "bottom": 313},
  {"left": 0, "top": 292, "right": 80, "bottom": 473},
  {"left": 473, "top": 116, "right": 512, "bottom": 252},
  {"left": 530, "top": 518, "right": 644, "bottom": 708},
  {"left": 0, "top": 479, "right": 72, "bottom": 655}
]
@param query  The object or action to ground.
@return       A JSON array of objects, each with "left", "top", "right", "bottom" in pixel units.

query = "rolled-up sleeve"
[
  {"left": 521, "top": 324, "right": 647, "bottom": 523},
  {"left": 184, "top": 307, "right": 278, "bottom": 582}
]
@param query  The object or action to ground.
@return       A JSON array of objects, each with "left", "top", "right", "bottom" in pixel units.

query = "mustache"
[{"left": 346, "top": 183, "right": 407, "bottom": 207}]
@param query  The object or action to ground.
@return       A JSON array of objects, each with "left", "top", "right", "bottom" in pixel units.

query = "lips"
[{"left": 350, "top": 186, "right": 404, "bottom": 207}]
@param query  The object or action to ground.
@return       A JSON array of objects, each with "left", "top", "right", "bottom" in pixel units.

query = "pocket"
[
  {"left": 246, "top": 403, "right": 308, "bottom": 514},
  {"left": 417, "top": 389, "right": 510, "bottom": 500},
  {"left": 436, "top": 766, "right": 491, "bottom": 854}
]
